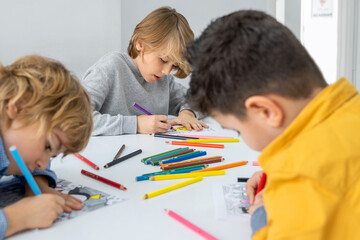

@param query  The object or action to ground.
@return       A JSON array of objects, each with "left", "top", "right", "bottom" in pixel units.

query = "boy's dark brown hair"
[{"left": 186, "top": 10, "right": 327, "bottom": 119}]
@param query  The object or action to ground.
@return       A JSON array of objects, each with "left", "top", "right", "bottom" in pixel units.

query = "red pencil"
[
  {"left": 74, "top": 153, "right": 99, "bottom": 170},
  {"left": 81, "top": 169, "right": 127, "bottom": 190},
  {"left": 255, "top": 172, "right": 267, "bottom": 195},
  {"left": 165, "top": 141, "right": 224, "bottom": 149}
]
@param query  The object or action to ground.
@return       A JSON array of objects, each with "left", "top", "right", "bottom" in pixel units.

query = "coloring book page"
[
  {"left": 213, "top": 182, "right": 250, "bottom": 220},
  {"left": 55, "top": 178, "right": 126, "bottom": 222}
]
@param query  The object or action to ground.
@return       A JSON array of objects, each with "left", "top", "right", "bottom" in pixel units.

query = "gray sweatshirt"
[{"left": 81, "top": 52, "right": 189, "bottom": 136}]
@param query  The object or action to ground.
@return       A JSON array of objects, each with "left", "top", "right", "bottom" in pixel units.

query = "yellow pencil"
[
  {"left": 149, "top": 170, "right": 226, "bottom": 180},
  {"left": 182, "top": 139, "right": 239, "bottom": 143},
  {"left": 143, "top": 176, "right": 203, "bottom": 199}
]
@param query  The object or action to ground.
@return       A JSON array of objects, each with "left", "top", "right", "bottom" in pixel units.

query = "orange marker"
[
  {"left": 192, "top": 161, "right": 247, "bottom": 172},
  {"left": 165, "top": 141, "right": 224, "bottom": 149}
]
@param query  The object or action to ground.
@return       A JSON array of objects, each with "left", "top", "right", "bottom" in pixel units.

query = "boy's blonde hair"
[
  {"left": 128, "top": 6, "right": 194, "bottom": 79},
  {"left": 0, "top": 55, "right": 93, "bottom": 155}
]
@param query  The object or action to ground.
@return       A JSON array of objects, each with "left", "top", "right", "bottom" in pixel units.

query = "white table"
[{"left": 10, "top": 119, "right": 261, "bottom": 240}]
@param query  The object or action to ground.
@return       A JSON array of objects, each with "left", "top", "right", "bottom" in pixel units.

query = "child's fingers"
[
  {"left": 155, "top": 115, "right": 169, "bottom": 122},
  {"left": 183, "top": 122, "right": 193, "bottom": 131},
  {"left": 246, "top": 171, "right": 263, "bottom": 204},
  {"left": 168, "top": 118, "right": 181, "bottom": 126},
  {"left": 200, "top": 122, "right": 209, "bottom": 128},
  {"left": 64, "top": 195, "right": 83, "bottom": 211}
]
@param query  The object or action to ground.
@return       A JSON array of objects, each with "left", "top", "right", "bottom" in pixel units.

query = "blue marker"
[{"left": 9, "top": 146, "right": 42, "bottom": 195}]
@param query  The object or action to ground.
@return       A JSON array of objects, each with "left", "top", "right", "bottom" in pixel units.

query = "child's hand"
[
  {"left": 3, "top": 194, "right": 65, "bottom": 237},
  {"left": 27, "top": 176, "right": 82, "bottom": 212},
  {"left": 246, "top": 171, "right": 263, "bottom": 204},
  {"left": 248, "top": 190, "right": 264, "bottom": 215},
  {"left": 57, "top": 192, "right": 83, "bottom": 213},
  {"left": 137, "top": 115, "right": 172, "bottom": 133},
  {"left": 169, "top": 110, "right": 209, "bottom": 131}
]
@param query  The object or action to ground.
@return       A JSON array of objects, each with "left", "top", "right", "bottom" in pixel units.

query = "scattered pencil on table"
[
  {"left": 178, "top": 134, "right": 234, "bottom": 139},
  {"left": 182, "top": 138, "right": 239, "bottom": 143},
  {"left": 165, "top": 141, "right": 224, "bottom": 149},
  {"left": 149, "top": 170, "right": 226, "bottom": 180},
  {"left": 152, "top": 133, "right": 199, "bottom": 140},
  {"left": 74, "top": 153, "right": 100, "bottom": 170},
  {"left": 165, "top": 209, "right": 218, "bottom": 240},
  {"left": 192, "top": 161, "right": 248, "bottom": 172},
  {"left": 9, "top": 146, "right": 42, "bottom": 195},
  {"left": 113, "top": 144, "right": 125, "bottom": 161},
  {"left": 104, "top": 149, "right": 142, "bottom": 168},
  {"left": 142, "top": 176, "right": 202, "bottom": 199},
  {"left": 142, "top": 148, "right": 185, "bottom": 162},
  {"left": 144, "top": 148, "right": 193, "bottom": 165},
  {"left": 135, "top": 165, "right": 206, "bottom": 181},
  {"left": 81, "top": 169, "right": 127, "bottom": 190}
]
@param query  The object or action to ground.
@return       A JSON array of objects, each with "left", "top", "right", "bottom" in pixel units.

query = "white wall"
[
  {"left": 0, "top": 0, "right": 121, "bottom": 80},
  {"left": 301, "top": 0, "right": 338, "bottom": 84},
  {"left": 0, "top": 0, "right": 272, "bottom": 84},
  {"left": 120, "top": 0, "right": 269, "bottom": 87},
  {"left": 355, "top": 1, "right": 360, "bottom": 90}
]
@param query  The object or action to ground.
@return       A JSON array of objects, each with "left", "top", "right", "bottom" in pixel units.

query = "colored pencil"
[
  {"left": 143, "top": 164, "right": 207, "bottom": 176},
  {"left": 161, "top": 157, "right": 223, "bottom": 170},
  {"left": 256, "top": 173, "right": 267, "bottom": 195},
  {"left": 135, "top": 166, "right": 206, "bottom": 181},
  {"left": 142, "top": 176, "right": 203, "bottom": 199},
  {"left": 145, "top": 148, "right": 193, "bottom": 165},
  {"left": 74, "top": 153, "right": 100, "bottom": 170},
  {"left": 160, "top": 155, "right": 223, "bottom": 167},
  {"left": 142, "top": 148, "right": 185, "bottom": 162},
  {"left": 150, "top": 170, "right": 225, "bottom": 180},
  {"left": 104, "top": 149, "right": 142, "bottom": 168},
  {"left": 178, "top": 134, "right": 233, "bottom": 139},
  {"left": 151, "top": 150, "right": 202, "bottom": 166},
  {"left": 133, "top": 102, "right": 152, "bottom": 115},
  {"left": 113, "top": 144, "right": 125, "bottom": 161},
  {"left": 152, "top": 133, "right": 198, "bottom": 140},
  {"left": 159, "top": 151, "right": 207, "bottom": 165},
  {"left": 165, "top": 209, "right": 218, "bottom": 240},
  {"left": 182, "top": 139, "right": 239, "bottom": 143},
  {"left": 9, "top": 146, "right": 42, "bottom": 195},
  {"left": 165, "top": 141, "right": 224, "bottom": 149},
  {"left": 81, "top": 169, "right": 127, "bottom": 190},
  {"left": 192, "top": 161, "right": 248, "bottom": 172},
  {"left": 133, "top": 102, "right": 173, "bottom": 129}
]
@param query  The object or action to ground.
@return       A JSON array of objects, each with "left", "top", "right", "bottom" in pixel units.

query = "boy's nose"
[
  {"left": 162, "top": 64, "right": 172, "bottom": 75},
  {"left": 36, "top": 156, "right": 49, "bottom": 170}
]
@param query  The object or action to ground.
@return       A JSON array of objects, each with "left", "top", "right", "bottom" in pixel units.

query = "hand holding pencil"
[{"left": 246, "top": 171, "right": 266, "bottom": 215}]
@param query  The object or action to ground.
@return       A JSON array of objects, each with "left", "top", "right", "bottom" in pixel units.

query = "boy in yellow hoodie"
[{"left": 186, "top": 10, "right": 360, "bottom": 240}]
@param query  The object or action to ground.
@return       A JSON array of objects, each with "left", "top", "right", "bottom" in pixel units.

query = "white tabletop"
[{"left": 10, "top": 118, "right": 261, "bottom": 240}]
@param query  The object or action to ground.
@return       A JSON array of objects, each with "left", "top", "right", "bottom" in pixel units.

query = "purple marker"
[{"left": 133, "top": 103, "right": 152, "bottom": 115}]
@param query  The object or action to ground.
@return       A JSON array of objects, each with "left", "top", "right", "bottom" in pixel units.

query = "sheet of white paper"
[{"left": 213, "top": 183, "right": 251, "bottom": 220}]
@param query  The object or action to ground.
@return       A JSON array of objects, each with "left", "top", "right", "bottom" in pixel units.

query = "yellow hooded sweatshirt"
[{"left": 254, "top": 78, "right": 360, "bottom": 240}]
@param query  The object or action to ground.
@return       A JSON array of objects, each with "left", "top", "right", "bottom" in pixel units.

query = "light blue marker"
[{"left": 10, "top": 145, "right": 42, "bottom": 195}]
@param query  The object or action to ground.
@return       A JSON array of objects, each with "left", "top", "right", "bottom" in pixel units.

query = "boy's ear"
[
  {"left": 6, "top": 99, "right": 21, "bottom": 120},
  {"left": 135, "top": 40, "right": 144, "bottom": 52},
  {"left": 245, "top": 96, "right": 284, "bottom": 127}
]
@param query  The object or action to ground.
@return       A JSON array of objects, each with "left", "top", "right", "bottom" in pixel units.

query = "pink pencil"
[
  {"left": 165, "top": 209, "right": 218, "bottom": 240},
  {"left": 178, "top": 134, "right": 233, "bottom": 139}
]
